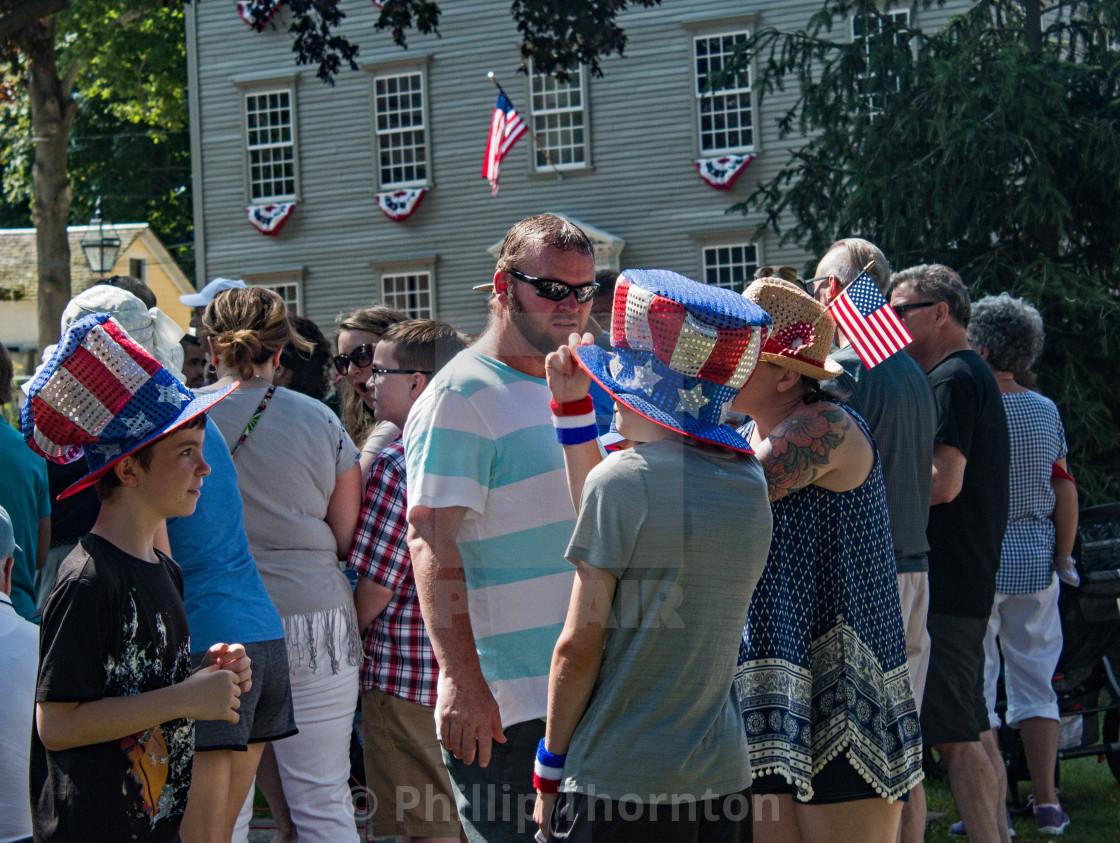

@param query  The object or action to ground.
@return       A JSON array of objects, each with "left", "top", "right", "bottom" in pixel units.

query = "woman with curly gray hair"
[{"left": 967, "top": 292, "right": 1078, "bottom": 836}]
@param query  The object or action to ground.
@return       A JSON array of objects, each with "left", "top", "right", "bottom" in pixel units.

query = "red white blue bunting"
[
  {"left": 695, "top": 153, "right": 755, "bottom": 190},
  {"left": 246, "top": 203, "right": 296, "bottom": 236},
  {"left": 375, "top": 188, "right": 427, "bottom": 222},
  {"left": 237, "top": 0, "right": 282, "bottom": 28}
]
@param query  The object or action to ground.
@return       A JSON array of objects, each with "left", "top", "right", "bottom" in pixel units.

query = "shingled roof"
[{"left": 0, "top": 224, "right": 148, "bottom": 301}]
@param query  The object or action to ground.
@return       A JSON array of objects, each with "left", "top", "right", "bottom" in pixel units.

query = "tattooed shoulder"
[{"left": 759, "top": 402, "right": 851, "bottom": 501}]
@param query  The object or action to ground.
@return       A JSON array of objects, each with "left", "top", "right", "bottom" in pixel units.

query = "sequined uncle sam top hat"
[
  {"left": 575, "top": 269, "right": 771, "bottom": 453},
  {"left": 22, "top": 312, "right": 236, "bottom": 499}
]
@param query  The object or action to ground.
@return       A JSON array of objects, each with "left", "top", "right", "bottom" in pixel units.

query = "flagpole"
[{"left": 487, "top": 71, "right": 564, "bottom": 180}]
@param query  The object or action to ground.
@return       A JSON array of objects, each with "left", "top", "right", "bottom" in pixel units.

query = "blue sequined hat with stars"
[
  {"left": 22, "top": 312, "right": 236, "bottom": 499},
  {"left": 576, "top": 269, "right": 770, "bottom": 453}
]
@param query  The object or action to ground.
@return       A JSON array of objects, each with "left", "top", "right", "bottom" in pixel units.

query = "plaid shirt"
[{"left": 347, "top": 440, "right": 438, "bottom": 705}]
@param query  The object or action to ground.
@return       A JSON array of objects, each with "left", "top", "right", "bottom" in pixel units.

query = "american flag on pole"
[
  {"left": 829, "top": 270, "right": 913, "bottom": 368},
  {"left": 483, "top": 90, "right": 527, "bottom": 195}
]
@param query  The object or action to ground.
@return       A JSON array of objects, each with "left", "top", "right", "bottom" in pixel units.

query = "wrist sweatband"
[
  {"left": 533, "top": 738, "right": 566, "bottom": 794},
  {"left": 550, "top": 397, "right": 597, "bottom": 446}
]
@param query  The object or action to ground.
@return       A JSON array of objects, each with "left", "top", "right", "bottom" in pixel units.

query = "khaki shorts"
[
  {"left": 360, "top": 687, "right": 461, "bottom": 838},
  {"left": 897, "top": 571, "right": 932, "bottom": 713}
]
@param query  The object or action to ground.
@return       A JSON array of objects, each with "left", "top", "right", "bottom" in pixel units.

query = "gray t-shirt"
[
  {"left": 204, "top": 384, "right": 360, "bottom": 617},
  {"left": 823, "top": 345, "right": 935, "bottom": 573},
  {"left": 561, "top": 438, "right": 772, "bottom": 801}
]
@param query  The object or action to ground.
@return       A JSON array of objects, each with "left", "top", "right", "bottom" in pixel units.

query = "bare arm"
[
  {"left": 534, "top": 560, "right": 615, "bottom": 834},
  {"left": 354, "top": 578, "right": 394, "bottom": 633},
  {"left": 754, "top": 403, "right": 870, "bottom": 502},
  {"left": 407, "top": 504, "right": 504, "bottom": 767},
  {"left": 931, "top": 443, "right": 966, "bottom": 505},
  {"left": 544, "top": 333, "right": 603, "bottom": 510},
  {"left": 36, "top": 516, "right": 50, "bottom": 571},
  {"left": 326, "top": 463, "right": 363, "bottom": 559},
  {"left": 1051, "top": 458, "right": 1078, "bottom": 559},
  {"left": 36, "top": 666, "right": 242, "bottom": 752},
  {"left": 543, "top": 561, "right": 615, "bottom": 754}
]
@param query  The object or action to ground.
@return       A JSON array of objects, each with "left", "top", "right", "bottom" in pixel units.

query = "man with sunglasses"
[
  {"left": 889, "top": 264, "right": 1012, "bottom": 843},
  {"left": 814, "top": 239, "right": 937, "bottom": 843},
  {"left": 403, "top": 214, "right": 597, "bottom": 842}
]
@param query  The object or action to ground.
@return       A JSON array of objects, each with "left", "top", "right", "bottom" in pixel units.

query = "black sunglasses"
[
  {"left": 333, "top": 343, "right": 375, "bottom": 375},
  {"left": 891, "top": 301, "right": 937, "bottom": 317},
  {"left": 370, "top": 367, "right": 433, "bottom": 377},
  {"left": 507, "top": 269, "right": 599, "bottom": 304}
]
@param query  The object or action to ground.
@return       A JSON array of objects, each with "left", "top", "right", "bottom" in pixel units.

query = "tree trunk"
[{"left": 29, "top": 15, "right": 76, "bottom": 349}]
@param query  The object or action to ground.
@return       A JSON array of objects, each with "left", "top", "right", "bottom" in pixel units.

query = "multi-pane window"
[
  {"left": 245, "top": 90, "right": 296, "bottom": 201},
  {"left": 251, "top": 281, "right": 301, "bottom": 315},
  {"left": 703, "top": 244, "right": 758, "bottom": 294},
  {"left": 374, "top": 72, "right": 428, "bottom": 188},
  {"left": 382, "top": 272, "right": 432, "bottom": 318},
  {"left": 852, "top": 10, "right": 911, "bottom": 116},
  {"left": 530, "top": 66, "right": 587, "bottom": 169},
  {"left": 695, "top": 32, "right": 753, "bottom": 154}
]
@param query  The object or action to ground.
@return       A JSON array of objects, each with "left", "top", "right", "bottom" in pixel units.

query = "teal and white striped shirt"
[{"left": 404, "top": 349, "right": 576, "bottom": 727}]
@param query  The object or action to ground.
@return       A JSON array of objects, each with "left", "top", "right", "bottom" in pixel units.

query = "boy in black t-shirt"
[{"left": 21, "top": 313, "right": 251, "bottom": 842}]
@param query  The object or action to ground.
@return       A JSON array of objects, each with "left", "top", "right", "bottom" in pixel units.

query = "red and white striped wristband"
[{"left": 550, "top": 396, "right": 597, "bottom": 446}]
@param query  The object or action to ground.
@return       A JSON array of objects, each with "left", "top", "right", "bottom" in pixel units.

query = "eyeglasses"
[
  {"left": 891, "top": 301, "right": 937, "bottom": 318},
  {"left": 507, "top": 269, "right": 599, "bottom": 304},
  {"left": 333, "top": 343, "right": 375, "bottom": 376},
  {"left": 370, "top": 367, "right": 433, "bottom": 377}
]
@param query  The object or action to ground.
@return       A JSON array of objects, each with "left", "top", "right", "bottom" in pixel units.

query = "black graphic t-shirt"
[{"left": 31, "top": 533, "right": 194, "bottom": 842}]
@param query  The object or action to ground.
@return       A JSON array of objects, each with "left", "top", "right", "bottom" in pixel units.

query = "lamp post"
[{"left": 80, "top": 197, "right": 121, "bottom": 274}]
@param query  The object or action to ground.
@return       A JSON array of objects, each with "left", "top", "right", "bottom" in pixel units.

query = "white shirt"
[{"left": 0, "top": 591, "right": 38, "bottom": 843}]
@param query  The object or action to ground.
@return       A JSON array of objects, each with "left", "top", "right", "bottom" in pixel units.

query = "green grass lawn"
[{"left": 923, "top": 754, "right": 1120, "bottom": 841}]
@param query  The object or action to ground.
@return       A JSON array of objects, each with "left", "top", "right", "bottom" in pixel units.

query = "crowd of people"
[{"left": 0, "top": 214, "right": 1080, "bottom": 843}]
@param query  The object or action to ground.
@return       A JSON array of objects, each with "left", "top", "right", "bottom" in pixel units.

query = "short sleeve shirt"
[
  {"left": 202, "top": 385, "right": 360, "bottom": 618},
  {"left": 31, "top": 534, "right": 194, "bottom": 842},
  {"left": 0, "top": 417, "right": 51, "bottom": 621},
  {"left": 347, "top": 440, "right": 438, "bottom": 705},
  {"left": 926, "top": 351, "right": 1010, "bottom": 617},
  {"left": 560, "top": 440, "right": 772, "bottom": 800},
  {"left": 404, "top": 349, "right": 576, "bottom": 727},
  {"left": 998, "top": 391, "right": 1067, "bottom": 593}
]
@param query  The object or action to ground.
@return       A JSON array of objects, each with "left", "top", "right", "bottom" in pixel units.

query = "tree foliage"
[
  {"left": 238, "top": 0, "right": 661, "bottom": 83},
  {"left": 1, "top": 2, "right": 191, "bottom": 342},
  {"left": 733, "top": 0, "right": 1120, "bottom": 504}
]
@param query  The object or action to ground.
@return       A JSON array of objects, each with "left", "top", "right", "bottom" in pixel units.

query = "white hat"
[
  {"left": 0, "top": 505, "right": 20, "bottom": 560},
  {"left": 179, "top": 277, "right": 246, "bottom": 307},
  {"left": 23, "top": 286, "right": 186, "bottom": 395}
]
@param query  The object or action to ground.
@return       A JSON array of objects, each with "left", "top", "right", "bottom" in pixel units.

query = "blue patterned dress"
[{"left": 734, "top": 405, "right": 923, "bottom": 802}]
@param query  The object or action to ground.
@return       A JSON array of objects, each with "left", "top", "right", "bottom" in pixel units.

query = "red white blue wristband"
[
  {"left": 550, "top": 397, "right": 597, "bottom": 446},
  {"left": 533, "top": 738, "right": 566, "bottom": 794}
]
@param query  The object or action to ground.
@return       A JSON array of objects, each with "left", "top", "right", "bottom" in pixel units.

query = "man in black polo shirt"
[{"left": 890, "top": 264, "right": 1011, "bottom": 843}]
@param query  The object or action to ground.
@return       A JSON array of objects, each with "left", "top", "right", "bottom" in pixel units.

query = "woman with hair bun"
[
  {"left": 334, "top": 305, "right": 408, "bottom": 484},
  {"left": 201, "top": 286, "right": 363, "bottom": 843}
]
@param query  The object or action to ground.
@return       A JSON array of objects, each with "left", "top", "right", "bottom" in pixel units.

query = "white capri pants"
[
  {"left": 234, "top": 619, "right": 361, "bottom": 843},
  {"left": 982, "top": 576, "right": 1062, "bottom": 729}
]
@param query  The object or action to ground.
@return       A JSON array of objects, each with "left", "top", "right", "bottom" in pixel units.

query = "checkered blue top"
[{"left": 997, "top": 391, "right": 1067, "bottom": 594}]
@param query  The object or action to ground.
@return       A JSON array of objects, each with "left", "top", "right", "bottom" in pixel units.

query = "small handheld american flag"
[{"left": 829, "top": 269, "right": 913, "bottom": 368}]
